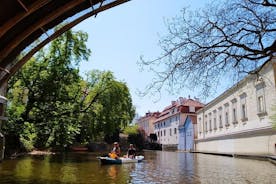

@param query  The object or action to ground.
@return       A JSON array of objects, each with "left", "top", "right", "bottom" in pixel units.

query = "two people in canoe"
[{"left": 108, "top": 142, "right": 136, "bottom": 159}]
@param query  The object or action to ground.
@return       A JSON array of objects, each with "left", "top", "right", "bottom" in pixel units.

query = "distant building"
[
  {"left": 196, "top": 59, "right": 276, "bottom": 156},
  {"left": 137, "top": 111, "right": 160, "bottom": 140},
  {"left": 154, "top": 97, "right": 203, "bottom": 150}
]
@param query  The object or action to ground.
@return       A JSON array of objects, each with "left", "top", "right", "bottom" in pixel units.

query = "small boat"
[{"left": 98, "top": 155, "right": 144, "bottom": 165}]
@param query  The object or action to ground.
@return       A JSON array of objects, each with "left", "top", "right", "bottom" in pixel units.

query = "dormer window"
[{"left": 189, "top": 106, "right": 195, "bottom": 112}]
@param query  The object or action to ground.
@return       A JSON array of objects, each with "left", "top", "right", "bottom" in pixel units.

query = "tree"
[
  {"left": 140, "top": 0, "right": 276, "bottom": 97},
  {"left": 80, "top": 70, "right": 136, "bottom": 143},
  {"left": 4, "top": 29, "right": 91, "bottom": 150},
  {"left": 4, "top": 29, "right": 135, "bottom": 152},
  {"left": 123, "top": 124, "right": 145, "bottom": 150}
]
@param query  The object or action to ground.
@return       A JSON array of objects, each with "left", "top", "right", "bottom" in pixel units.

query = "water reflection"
[
  {"left": 195, "top": 154, "right": 276, "bottom": 184},
  {"left": 0, "top": 151, "right": 275, "bottom": 184}
]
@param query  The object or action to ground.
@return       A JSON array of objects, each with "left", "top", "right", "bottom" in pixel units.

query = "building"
[
  {"left": 178, "top": 115, "right": 197, "bottom": 151},
  {"left": 137, "top": 111, "right": 159, "bottom": 141},
  {"left": 154, "top": 97, "right": 203, "bottom": 150},
  {"left": 196, "top": 59, "right": 276, "bottom": 156}
]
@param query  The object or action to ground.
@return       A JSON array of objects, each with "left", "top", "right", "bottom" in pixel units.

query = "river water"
[{"left": 0, "top": 151, "right": 275, "bottom": 184}]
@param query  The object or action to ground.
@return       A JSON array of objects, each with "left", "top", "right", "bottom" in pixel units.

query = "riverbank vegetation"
[{"left": 3, "top": 29, "right": 135, "bottom": 155}]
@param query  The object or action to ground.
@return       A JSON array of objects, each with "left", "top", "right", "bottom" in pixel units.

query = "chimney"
[{"left": 179, "top": 97, "right": 184, "bottom": 104}]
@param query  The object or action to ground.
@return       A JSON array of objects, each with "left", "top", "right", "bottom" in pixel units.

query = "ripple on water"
[{"left": 0, "top": 151, "right": 275, "bottom": 184}]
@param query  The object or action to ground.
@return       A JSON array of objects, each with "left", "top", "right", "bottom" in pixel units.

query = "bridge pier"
[{"left": 0, "top": 81, "right": 8, "bottom": 161}]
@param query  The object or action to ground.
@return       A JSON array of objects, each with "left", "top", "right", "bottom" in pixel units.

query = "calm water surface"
[{"left": 0, "top": 151, "right": 275, "bottom": 184}]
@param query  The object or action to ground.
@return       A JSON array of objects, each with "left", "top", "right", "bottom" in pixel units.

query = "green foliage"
[
  {"left": 19, "top": 122, "right": 37, "bottom": 152},
  {"left": 5, "top": 29, "right": 135, "bottom": 151},
  {"left": 123, "top": 124, "right": 139, "bottom": 135},
  {"left": 104, "top": 128, "right": 120, "bottom": 144},
  {"left": 79, "top": 70, "right": 135, "bottom": 142},
  {"left": 127, "top": 129, "right": 145, "bottom": 151},
  {"left": 123, "top": 125, "right": 145, "bottom": 150}
]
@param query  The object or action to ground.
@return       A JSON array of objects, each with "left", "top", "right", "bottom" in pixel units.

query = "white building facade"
[
  {"left": 154, "top": 102, "right": 182, "bottom": 147},
  {"left": 154, "top": 97, "right": 203, "bottom": 150},
  {"left": 196, "top": 59, "right": 276, "bottom": 156}
]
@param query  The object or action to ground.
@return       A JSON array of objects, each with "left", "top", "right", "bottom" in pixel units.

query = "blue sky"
[{"left": 75, "top": 0, "right": 220, "bottom": 116}]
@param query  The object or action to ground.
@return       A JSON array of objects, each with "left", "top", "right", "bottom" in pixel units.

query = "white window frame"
[
  {"left": 255, "top": 81, "right": 267, "bottom": 117},
  {"left": 240, "top": 93, "right": 248, "bottom": 122},
  {"left": 213, "top": 110, "right": 217, "bottom": 130},
  {"left": 218, "top": 107, "right": 223, "bottom": 129},
  {"left": 209, "top": 113, "right": 212, "bottom": 132}
]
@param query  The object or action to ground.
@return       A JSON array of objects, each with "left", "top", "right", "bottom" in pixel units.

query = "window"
[
  {"left": 233, "top": 108, "right": 237, "bottom": 123},
  {"left": 231, "top": 98, "right": 238, "bottom": 124},
  {"left": 258, "top": 96, "right": 265, "bottom": 112},
  {"left": 209, "top": 119, "right": 212, "bottom": 131},
  {"left": 164, "top": 130, "right": 166, "bottom": 136},
  {"left": 241, "top": 104, "right": 247, "bottom": 120},
  {"left": 170, "top": 128, "right": 172, "bottom": 136},
  {"left": 198, "top": 117, "right": 202, "bottom": 133},
  {"left": 240, "top": 93, "right": 248, "bottom": 122},
  {"left": 219, "top": 115, "right": 223, "bottom": 129},
  {"left": 214, "top": 117, "right": 217, "bottom": 130},
  {"left": 174, "top": 128, "right": 177, "bottom": 134},
  {"left": 224, "top": 103, "right": 230, "bottom": 127},
  {"left": 218, "top": 107, "right": 223, "bottom": 129},
  {"left": 205, "top": 115, "right": 208, "bottom": 132},
  {"left": 208, "top": 113, "right": 212, "bottom": 132},
  {"left": 255, "top": 80, "right": 267, "bottom": 117},
  {"left": 189, "top": 106, "right": 195, "bottom": 112},
  {"left": 213, "top": 110, "right": 217, "bottom": 130},
  {"left": 225, "top": 112, "right": 229, "bottom": 126}
]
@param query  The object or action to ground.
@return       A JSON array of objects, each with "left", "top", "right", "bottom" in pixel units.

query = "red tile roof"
[
  {"left": 154, "top": 97, "right": 204, "bottom": 123},
  {"left": 138, "top": 111, "right": 160, "bottom": 122}
]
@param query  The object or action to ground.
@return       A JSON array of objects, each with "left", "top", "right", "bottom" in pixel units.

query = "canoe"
[{"left": 98, "top": 155, "right": 144, "bottom": 165}]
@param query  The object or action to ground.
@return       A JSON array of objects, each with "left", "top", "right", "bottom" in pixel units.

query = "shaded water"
[{"left": 0, "top": 151, "right": 275, "bottom": 184}]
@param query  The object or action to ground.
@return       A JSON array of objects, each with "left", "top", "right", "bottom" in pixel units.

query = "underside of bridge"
[
  {"left": 0, "top": 0, "right": 129, "bottom": 161},
  {"left": 0, "top": 0, "right": 129, "bottom": 91}
]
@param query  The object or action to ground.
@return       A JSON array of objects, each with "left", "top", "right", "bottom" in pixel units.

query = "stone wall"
[
  {"left": 195, "top": 131, "right": 276, "bottom": 156},
  {"left": 162, "top": 144, "right": 178, "bottom": 151}
]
